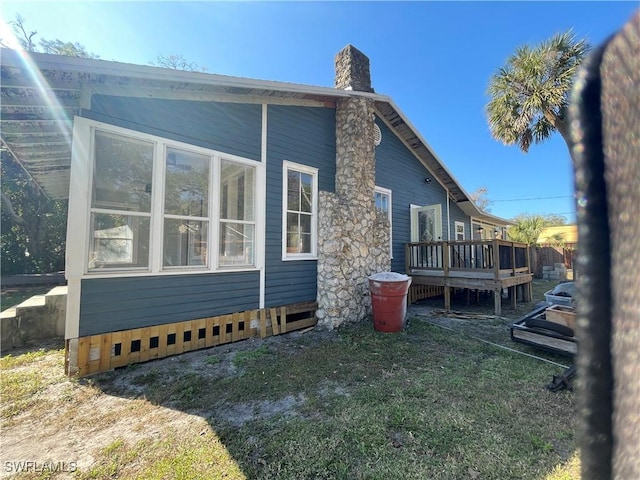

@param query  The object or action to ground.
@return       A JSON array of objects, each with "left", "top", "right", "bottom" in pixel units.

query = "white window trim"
[
  {"left": 375, "top": 186, "right": 393, "bottom": 258},
  {"left": 454, "top": 221, "right": 465, "bottom": 241},
  {"left": 70, "top": 117, "right": 264, "bottom": 279},
  {"left": 282, "top": 160, "right": 318, "bottom": 261}
]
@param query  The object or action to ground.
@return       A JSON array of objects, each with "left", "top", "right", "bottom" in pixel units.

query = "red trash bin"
[{"left": 368, "top": 272, "right": 412, "bottom": 333}]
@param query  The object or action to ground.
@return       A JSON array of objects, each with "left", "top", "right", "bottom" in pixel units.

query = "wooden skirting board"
[
  {"left": 408, "top": 284, "right": 444, "bottom": 304},
  {"left": 67, "top": 301, "right": 317, "bottom": 377}
]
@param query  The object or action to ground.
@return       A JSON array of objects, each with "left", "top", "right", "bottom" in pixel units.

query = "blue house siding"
[
  {"left": 85, "top": 95, "right": 262, "bottom": 161},
  {"left": 79, "top": 272, "right": 260, "bottom": 336},
  {"left": 374, "top": 120, "right": 452, "bottom": 273},
  {"left": 448, "top": 202, "right": 470, "bottom": 240},
  {"left": 264, "top": 105, "right": 336, "bottom": 307}
]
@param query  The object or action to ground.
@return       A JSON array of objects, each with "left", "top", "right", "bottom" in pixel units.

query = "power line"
[{"left": 491, "top": 195, "right": 574, "bottom": 203}]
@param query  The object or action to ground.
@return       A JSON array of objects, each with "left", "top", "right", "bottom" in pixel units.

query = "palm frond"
[{"left": 485, "top": 30, "right": 590, "bottom": 153}]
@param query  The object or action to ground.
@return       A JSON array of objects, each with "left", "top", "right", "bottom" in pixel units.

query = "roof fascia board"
[
  {"left": 380, "top": 98, "right": 511, "bottom": 225},
  {"left": 383, "top": 98, "right": 473, "bottom": 200},
  {"left": 1, "top": 48, "right": 387, "bottom": 103},
  {"left": 373, "top": 105, "right": 450, "bottom": 195},
  {"left": 86, "top": 84, "right": 334, "bottom": 108}
]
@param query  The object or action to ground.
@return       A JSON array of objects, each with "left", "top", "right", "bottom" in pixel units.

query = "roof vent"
[{"left": 373, "top": 124, "right": 382, "bottom": 146}]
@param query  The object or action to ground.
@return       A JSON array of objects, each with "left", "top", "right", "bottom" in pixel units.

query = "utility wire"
[
  {"left": 421, "top": 318, "right": 570, "bottom": 369},
  {"left": 492, "top": 195, "right": 574, "bottom": 203}
]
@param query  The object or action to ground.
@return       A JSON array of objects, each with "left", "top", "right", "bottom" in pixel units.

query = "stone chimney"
[
  {"left": 316, "top": 46, "right": 389, "bottom": 330},
  {"left": 334, "top": 44, "right": 374, "bottom": 93}
]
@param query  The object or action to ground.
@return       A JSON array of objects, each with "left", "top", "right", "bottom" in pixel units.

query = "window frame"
[
  {"left": 80, "top": 119, "right": 262, "bottom": 277},
  {"left": 161, "top": 145, "right": 212, "bottom": 271},
  {"left": 374, "top": 186, "right": 393, "bottom": 258},
  {"left": 454, "top": 221, "right": 465, "bottom": 241},
  {"left": 282, "top": 160, "right": 318, "bottom": 261}
]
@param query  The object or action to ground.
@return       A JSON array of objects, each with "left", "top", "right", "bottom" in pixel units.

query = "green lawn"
[{"left": 1, "top": 280, "right": 579, "bottom": 479}]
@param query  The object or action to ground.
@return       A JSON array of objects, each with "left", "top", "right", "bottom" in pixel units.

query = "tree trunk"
[{"left": 544, "top": 111, "right": 573, "bottom": 155}]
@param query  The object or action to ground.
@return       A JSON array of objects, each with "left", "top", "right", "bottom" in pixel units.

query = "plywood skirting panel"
[{"left": 68, "top": 301, "right": 317, "bottom": 377}]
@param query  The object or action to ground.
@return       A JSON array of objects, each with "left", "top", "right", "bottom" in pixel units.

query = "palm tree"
[
  {"left": 507, "top": 214, "right": 550, "bottom": 246},
  {"left": 486, "top": 31, "right": 590, "bottom": 153}
]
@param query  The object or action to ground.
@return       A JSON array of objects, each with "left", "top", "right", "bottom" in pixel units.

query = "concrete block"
[{"left": 0, "top": 286, "right": 67, "bottom": 350}]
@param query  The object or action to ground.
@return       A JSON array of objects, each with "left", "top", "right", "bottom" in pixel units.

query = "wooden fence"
[
  {"left": 532, "top": 243, "right": 577, "bottom": 278},
  {"left": 67, "top": 301, "right": 317, "bottom": 377}
]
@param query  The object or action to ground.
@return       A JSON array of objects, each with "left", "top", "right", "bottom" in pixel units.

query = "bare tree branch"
[{"left": 1, "top": 191, "right": 26, "bottom": 225}]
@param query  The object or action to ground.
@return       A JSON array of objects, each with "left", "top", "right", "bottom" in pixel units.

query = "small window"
[
  {"left": 375, "top": 186, "right": 393, "bottom": 257},
  {"left": 455, "top": 221, "right": 465, "bottom": 241},
  {"left": 283, "top": 161, "right": 318, "bottom": 259}
]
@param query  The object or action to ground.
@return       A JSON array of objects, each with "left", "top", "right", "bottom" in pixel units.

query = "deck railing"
[{"left": 405, "top": 239, "right": 530, "bottom": 279}]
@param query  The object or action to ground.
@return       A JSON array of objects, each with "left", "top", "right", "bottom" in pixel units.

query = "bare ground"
[{"left": 1, "top": 331, "right": 337, "bottom": 479}]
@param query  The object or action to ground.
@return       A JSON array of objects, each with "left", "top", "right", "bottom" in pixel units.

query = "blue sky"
[{"left": 2, "top": 1, "right": 637, "bottom": 222}]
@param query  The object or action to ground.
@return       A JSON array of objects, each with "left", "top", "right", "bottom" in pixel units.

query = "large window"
[
  {"left": 375, "top": 186, "right": 393, "bottom": 257},
  {"left": 219, "top": 160, "right": 255, "bottom": 267},
  {"left": 163, "top": 147, "right": 210, "bottom": 268},
  {"left": 89, "top": 131, "right": 153, "bottom": 269},
  {"left": 283, "top": 161, "right": 317, "bottom": 259},
  {"left": 87, "top": 125, "right": 258, "bottom": 273}
]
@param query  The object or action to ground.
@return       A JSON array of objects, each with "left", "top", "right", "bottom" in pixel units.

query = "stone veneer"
[
  {"left": 315, "top": 94, "right": 391, "bottom": 329},
  {"left": 334, "top": 45, "right": 375, "bottom": 93}
]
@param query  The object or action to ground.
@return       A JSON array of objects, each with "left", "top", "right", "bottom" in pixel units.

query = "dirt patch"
[{"left": 0, "top": 329, "right": 337, "bottom": 479}]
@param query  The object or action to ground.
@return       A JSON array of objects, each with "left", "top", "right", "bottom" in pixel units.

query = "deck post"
[
  {"left": 510, "top": 286, "right": 516, "bottom": 309},
  {"left": 492, "top": 239, "right": 500, "bottom": 280},
  {"left": 494, "top": 289, "right": 502, "bottom": 316},
  {"left": 443, "top": 242, "right": 449, "bottom": 275},
  {"left": 444, "top": 285, "right": 451, "bottom": 311}
]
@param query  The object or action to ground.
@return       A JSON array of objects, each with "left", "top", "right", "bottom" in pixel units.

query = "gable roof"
[{"left": 0, "top": 48, "right": 508, "bottom": 226}]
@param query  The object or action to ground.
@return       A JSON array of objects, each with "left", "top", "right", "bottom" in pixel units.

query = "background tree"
[
  {"left": 506, "top": 213, "right": 566, "bottom": 246},
  {"left": 486, "top": 31, "right": 590, "bottom": 153},
  {"left": 39, "top": 38, "right": 99, "bottom": 58},
  {"left": 1, "top": 153, "right": 67, "bottom": 274},
  {"left": 469, "top": 186, "right": 492, "bottom": 212},
  {"left": 1, "top": 14, "right": 98, "bottom": 57},
  {"left": 150, "top": 54, "right": 207, "bottom": 72}
]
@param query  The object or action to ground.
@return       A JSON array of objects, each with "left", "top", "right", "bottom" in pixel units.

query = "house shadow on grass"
[{"left": 76, "top": 317, "right": 580, "bottom": 480}]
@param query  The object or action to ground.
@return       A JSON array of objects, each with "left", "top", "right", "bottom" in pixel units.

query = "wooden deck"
[{"left": 406, "top": 239, "right": 533, "bottom": 316}]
